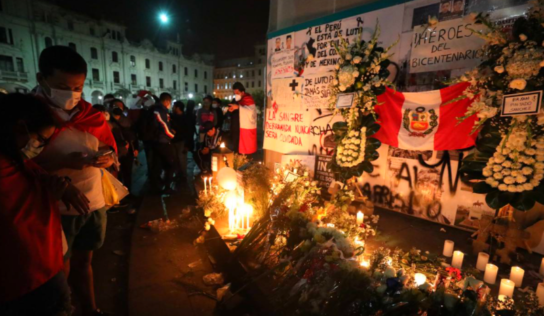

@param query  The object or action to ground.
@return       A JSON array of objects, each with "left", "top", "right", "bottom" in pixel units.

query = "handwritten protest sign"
[
  {"left": 272, "top": 78, "right": 303, "bottom": 108},
  {"left": 302, "top": 73, "right": 335, "bottom": 109},
  {"left": 315, "top": 155, "right": 334, "bottom": 188},
  {"left": 411, "top": 18, "right": 486, "bottom": 73},
  {"left": 271, "top": 50, "right": 295, "bottom": 79}
]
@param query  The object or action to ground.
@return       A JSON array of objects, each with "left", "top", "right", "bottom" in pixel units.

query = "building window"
[
  {"left": 92, "top": 68, "right": 100, "bottom": 81},
  {"left": 145, "top": 59, "right": 150, "bottom": 69},
  {"left": 173, "top": 80, "right": 177, "bottom": 89},
  {"left": 194, "top": 69, "right": 198, "bottom": 78},
  {"left": 0, "top": 27, "right": 14, "bottom": 45},
  {"left": 252, "top": 81, "right": 255, "bottom": 88},
  {"left": 131, "top": 74, "right": 137, "bottom": 85},
  {"left": 130, "top": 55, "right": 136, "bottom": 67},
  {"left": 45, "top": 37, "right": 53, "bottom": 48},
  {"left": 16, "top": 58, "right": 23, "bottom": 72},
  {"left": 68, "top": 42, "right": 76, "bottom": 51},
  {"left": 204, "top": 85, "right": 207, "bottom": 94},
  {"left": 195, "top": 84, "right": 199, "bottom": 92},
  {"left": 258, "top": 80, "right": 261, "bottom": 87},
  {"left": 146, "top": 76, "right": 151, "bottom": 87},
  {"left": 113, "top": 71, "right": 120, "bottom": 84},
  {"left": 172, "top": 65, "right": 176, "bottom": 73},
  {"left": 246, "top": 82, "right": 249, "bottom": 87},
  {"left": 184, "top": 67, "right": 188, "bottom": 76},
  {"left": 90, "top": 47, "right": 98, "bottom": 59},
  {"left": 159, "top": 61, "right": 163, "bottom": 71},
  {"left": 258, "top": 69, "right": 262, "bottom": 76},
  {"left": 116, "top": 31, "right": 122, "bottom": 41},
  {"left": 204, "top": 71, "right": 207, "bottom": 79},
  {"left": 0, "top": 55, "right": 13, "bottom": 71},
  {"left": 184, "top": 82, "right": 188, "bottom": 92},
  {"left": 159, "top": 78, "right": 164, "bottom": 89},
  {"left": 112, "top": 51, "right": 118, "bottom": 62},
  {"left": 90, "top": 27, "right": 95, "bottom": 36},
  {"left": 67, "top": 21, "right": 74, "bottom": 31},
  {"left": 252, "top": 70, "right": 255, "bottom": 77}
]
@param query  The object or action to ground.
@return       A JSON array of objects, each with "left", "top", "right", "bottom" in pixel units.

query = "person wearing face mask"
[
  {"left": 212, "top": 97, "right": 225, "bottom": 131},
  {"left": 228, "top": 82, "right": 257, "bottom": 155},
  {"left": 196, "top": 95, "right": 217, "bottom": 144},
  {"left": 32, "top": 46, "right": 117, "bottom": 316},
  {"left": 0, "top": 93, "right": 91, "bottom": 316}
]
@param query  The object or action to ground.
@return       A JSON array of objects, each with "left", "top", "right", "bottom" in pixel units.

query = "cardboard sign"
[
  {"left": 271, "top": 50, "right": 296, "bottom": 79},
  {"left": 501, "top": 91, "right": 542, "bottom": 116},
  {"left": 411, "top": 18, "right": 486, "bottom": 73},
  {"left": 336, "top": 93, "right": 356, "bottom": 109},
  {"left": 302, "top": 73, "right": 335, "bottom": 109}
]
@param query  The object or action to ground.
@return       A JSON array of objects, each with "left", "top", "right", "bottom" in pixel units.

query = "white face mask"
[
  {"left": 21, "top": 138, "right": 44, "bottom": 159},
  {"left": 234, "top": 94, "right": 242, "bottom": 101},
  {"left": 212, "top": 103, "right": 219, "bottom": 108},
  {"left": 43, "top": 81, "right": 81, "bottom": 110}
]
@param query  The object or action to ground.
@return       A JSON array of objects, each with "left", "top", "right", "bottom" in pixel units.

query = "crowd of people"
[{"left": 0, "top": 45, "right": 257, "bottom": 315}]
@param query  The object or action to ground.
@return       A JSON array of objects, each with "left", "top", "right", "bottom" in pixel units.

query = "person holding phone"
[
  {"left": 0, "top": 93, "right": 90, "bottom": 315},
  {"left": 228, "top": 82, "right": 257, "bottom": 155},
  {"left": 32, "top": 46, "right": 116, "bottom": 316}
]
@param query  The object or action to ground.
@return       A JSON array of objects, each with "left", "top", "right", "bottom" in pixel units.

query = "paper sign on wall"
[
  {"left": 411, "top": 18, "right": 486, "bottom": 73},
  {"left": 271, "top": 78, "right": 303, "bottom": 108},
  {"left": 501, "top": 91, "right": 542, "bottom": 116},
  {"left": 271, "top": 50, "right": 296, "bottom": 79},
  {"left": 302, "top": 73, "right": 335, "bottom": 109}
]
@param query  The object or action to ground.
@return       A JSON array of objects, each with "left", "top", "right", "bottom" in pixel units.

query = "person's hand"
[
  {"left": 61, "top": 184, "right": 90, "bottom": 215},
  {"left": 92, "top": 153, "right": 114, "bottom": 168},
  {"left": 45, "top": 175, "right": 70, "bottom": 200},
  {"left": 64, "top": 152, "right": 92, "bottom": 170},
  {"left": 202, "top": 147, "right": 210, "bottom": 155},
  {"left": 228, "top": 104, "right": 239, "bottom": 112}
]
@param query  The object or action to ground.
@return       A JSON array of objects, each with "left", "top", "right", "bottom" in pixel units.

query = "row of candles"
[
  {"left": 443, "top": 239, "right": 544, "bottom": 305},
  {"left": 202, "top": 177, "right": 213, "bottom": 194},
  {"left": 225, "top": 191, "right": 253, "bottom": 232}
]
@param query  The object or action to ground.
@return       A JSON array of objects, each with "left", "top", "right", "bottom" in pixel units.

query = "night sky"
[{"left": 48, "top": 0, "right": 270, "bottom": 61}]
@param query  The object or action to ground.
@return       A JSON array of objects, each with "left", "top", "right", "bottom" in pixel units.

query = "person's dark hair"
[
  {"left": 173, "top": 101, "right": 185, "bottom": 112},
  {"left": 213, "top": 98, "right": 222, "bottom": 105},
  {"left": 112, "top": 108, "right": 123, "bottom": 117},
  {"left": 93, "top": 104, "right": 106, "bottom": 112},
  {"left": 233, "top": 82, "right": 245, "bottom": 92},
  {"left": 0, "top": 93, "right": 57, "bottom": 165},
  {"left": 39, "top": 46, "right": 87, "bottom": 78},
  {"left": 287, "top": 35, "right": 292, "bottom": 40},
  {"left": 186, "top": 100, "right": 196, "bottom": 116},
  {"left": 203, "top": 95, "right": 213, "bottom": 102},
  {"left": 112, "top": 99, "right": 126, "bottom": 110},
  {"left": 275, "top": 38, "right": 280, "bottom": 42},
  {"left": 159, "top": 93, "right": 172, "bottom": 102},
  {"left": 203, "top": 121, "right": 215, "bottom": 133},
  {"left": 104, "top": 94, "right": 115, "bottom": 100}
]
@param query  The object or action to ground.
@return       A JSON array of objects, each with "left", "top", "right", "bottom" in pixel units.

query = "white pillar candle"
[
  {"left": 451, "top": 251, "right": 464, "bottom": 269},
  {"left": 483, "top": 263, "right": 498, "bottom": 285},
  {"left": 443, "top": 240, "right": 454, "bottom": 257},
  {"left": 356, "top": 211, "right": 364, "bottom": 225},
  {"left": 498, "top": 279, "right": 515, "bottom": 298},
  {"left": 203, "top": 177, "right": 208, "bottom": 192},
  {"left": 540, "top": 258, "right": 544, "bottom": 277},
  {"left": 509, "top": 266, "right": 524, "bottom": 287},
  {"left": 476, "top": 252, "right": 489, "bottom": 271},
  {"left": 536, "top": 283, "right": 544, "bottom": 306},
  {"left": 209, "top": 177, "right": 213, "bottom": 191}
]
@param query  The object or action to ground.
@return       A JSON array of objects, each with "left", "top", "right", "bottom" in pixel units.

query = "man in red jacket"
[{"left": 34, "top": 46, "right": 116, "bottom": 316}]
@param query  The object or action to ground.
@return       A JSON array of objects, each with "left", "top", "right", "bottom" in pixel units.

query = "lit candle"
[
  {"left": 356, "top": 211, "right": 364, "bottom": 225},
  {"left": 540, "top": 258, "right": 544, "bottom": 276},
  {"left": 443, "top": 240, "right": 454, "bottom": 257},
  {"left": 498, "top": 279, "right": 515, "bottom": 298},
  {"left": 509, "top": 266, "right": 524, "bottom": 287},
  {"left": 203, "top": 177, "right": 208, "bottom": 193},
  {"left": 536, "top": 283, "right": 544, "bottom": 306},
  {"left": 209, "top": 177, "right": 213, "bottom": 190},
  {"left": 360, "top": 259, "right": 370, "bottom": 268},
  {"left": 451, "top": 251, "right": 464, "bottom": 269},
  {"left": 326, "top": 223, "right": 335, "bottom": 228},
  {"left": 476, "top": 252, "right": 489, "bottom": 271},
  {"left": 414, "top": 273, "right": 427, "bottom": 286},
  {"left": 483, "top": 263, "right": 498, "bottom": 285}
]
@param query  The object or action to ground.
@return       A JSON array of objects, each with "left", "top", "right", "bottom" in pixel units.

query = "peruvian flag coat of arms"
[{"left": 373, "top": 83, "right": 478, "bottom": 151}]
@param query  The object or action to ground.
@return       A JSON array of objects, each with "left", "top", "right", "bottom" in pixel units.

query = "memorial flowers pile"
[
  {"left": 327, "top": 21, "right": 397, "bottom": 182},
  {"left": 456, "top": 0, "right": 544, "bottom": 210}
]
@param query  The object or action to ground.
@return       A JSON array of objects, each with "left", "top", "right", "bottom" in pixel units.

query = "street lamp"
[
  {"left": 159, "top": 12, "right": 169, "bottom": 24},
  {"left": 188, "top": 93, "right": 194, "bottom": 99}
]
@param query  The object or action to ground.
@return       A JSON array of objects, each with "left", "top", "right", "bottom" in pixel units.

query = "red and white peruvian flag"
[
  {"left": 238, "top": 94, "right": 257, "bottom": 154},
  {"left": 373, "top": 83, "right": 478, "bottom": 151}
]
